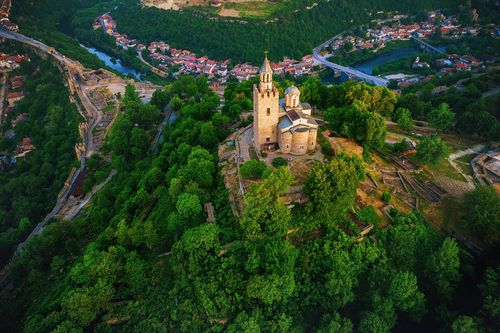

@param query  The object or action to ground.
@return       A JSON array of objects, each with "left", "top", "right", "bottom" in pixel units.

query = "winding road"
[{"left": 0, "top": 27, "right": 104, "bottom": 259}]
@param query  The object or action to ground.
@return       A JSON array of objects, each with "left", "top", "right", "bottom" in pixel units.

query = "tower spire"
[
  {"left": 259, "top": 51, "right": 273, "bottom": 91},
  {"left": 260, "top": 51, "right": 272, "bottom": 74}
]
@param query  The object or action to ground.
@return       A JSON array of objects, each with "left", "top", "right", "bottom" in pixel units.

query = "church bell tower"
[{"left": 253, "top": 52, "right": 279, "bottom": 150}]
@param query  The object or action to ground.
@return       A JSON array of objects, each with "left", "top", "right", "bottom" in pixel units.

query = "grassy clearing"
[
  {"left": 421, "top": 157, "right": 465, "bottom": 182},
  {"left": 421, "top": 196, "right": 464, "bottom": 233},
  {"left": 223, "top": 1, "right": 285, "bottom": 19}
]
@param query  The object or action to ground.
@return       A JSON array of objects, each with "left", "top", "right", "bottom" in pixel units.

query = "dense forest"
[
  {"left": 10, "top": 0, "right": 108, "bottom": 69},
  {"left": 11, "top": 0, "right": 462, "bottom": 65},
  {"left": 0, "top": 76, "right": 498, "bottom": 333},
  {"left": 110, "top": 0, "right": 460, "bottom": 63},
  {"left": 0, "top": 46, "right": 82, "bottom": 266}
]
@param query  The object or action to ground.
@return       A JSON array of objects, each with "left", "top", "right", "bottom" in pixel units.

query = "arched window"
[
  {"left": 266, "top": 108, "right": 271, "bottom": 116},
  {"left": 266, "top": 73, "right": 270, "bottom": 81}
]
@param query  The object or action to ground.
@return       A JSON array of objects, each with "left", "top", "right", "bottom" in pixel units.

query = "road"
[
  {"left": 151, "top": 105, "right": 174, "bottom": 155},
  {"left": 0, "top": 27, "right": 104, "bottom": 259},
  {"left": 312, "top": 42, "right": 389, "bottom": 86},
  {"left": 410, "top": 36, "right": 445, "bottom": 54},
  {"left": 0, "top": 72, "right": 7, "bottom": 128},
  {"left": 138, "top": 52, "right": 168, "bottom": 78},
  {"left": 311, "top": 19, "right": 415, "bottom": 87},
  {"left": 312, "top": 49, "right": 389, "bottom": 86},
  {"left": 483, "top": 86, "right": 500, "bottom": 98},
  {"left": 62, "top": 169, "right": 117, "bottom": 221}
]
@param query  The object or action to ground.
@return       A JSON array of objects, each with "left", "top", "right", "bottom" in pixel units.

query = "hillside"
[{"left": 110, "top": 0, "right": 458, "bottom": 63}]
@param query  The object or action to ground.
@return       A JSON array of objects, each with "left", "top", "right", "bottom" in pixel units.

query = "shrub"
[
  {"left": 272, "top": 157, "right": 288, "bottom": 168},
  {"left": 317, "top": 134, "right": 334, "bottom": 158},
  {"left": 394, "top": 139, "right": 409, "bottom": 153},
  {"left": 356, "top": 206, "right": 381, "bottom": 226},
  {"left": 382, "top": 191, "right": 391, "bottom": 203},
  {"left": 240, "top": 160, "right": 268, "bottom": 179},
  {"left": 362, "top": 148, "right": 371, "bottom": 163}
]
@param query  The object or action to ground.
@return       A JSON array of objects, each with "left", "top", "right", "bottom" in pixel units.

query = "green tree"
[
  {"left": 416, "top": 135, "right": 448, "bottom": 164},
  {"left": 394, "top": 107, "right": 413, "bottom": 131},
  {"left": 462, "top": 186, "right": 500, "bottom": 240},
  {"left": 479, "top": 267, "right": 500, "bottom": 323},
  {"left": 451, "top": 316, "right": 479, "bottom": 333},
  {"left": 325, "top": 106, "right": 386, "bottom": 147},
  {"left": 429, "top": 103, "right": 455, "bottom": 131},
  {"left": 388, "top": 271, "right": 426, "bottom": 320},
  {"left": 240, "top": 160, "right": 269, "bottom": 179},
  {"left": 240, "top": 168, "right": 294, "bottom": 239},
  {"left": 317, "top": 313, "right": 353, "bottom": 333},
  {"left": 359, "top": 296, "right": 397, "bottom": 333},
  {"left": 151, "top": 89, "right": 169, "bottom": 110},
  {"left": 176, "top": 193, "right": 202, "bottom": 217},
  {"left": 426, "top": 238, "right": 461, "bottom": 300},
  {"left": 305, "top": 153, "right": 364, "bottom": 224},
  {"left": 300, "top": 76, "right": 322, "bottom": 106},
  {"left": 199, "top": 122, "right": 218, "bottom": 148},
  {"left": 246, "top": 239, "right": 298, "bottom": 304}
]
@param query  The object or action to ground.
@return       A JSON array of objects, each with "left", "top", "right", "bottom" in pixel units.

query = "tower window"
[
  {"left": 266, "top": 108, "right": 270, "bottom": 116},
  {"left": 266, "top": 137, "right": 270, "bottom": 143},
  {"left": 300, "top": 145, "right": 304, "bottom": 150}
]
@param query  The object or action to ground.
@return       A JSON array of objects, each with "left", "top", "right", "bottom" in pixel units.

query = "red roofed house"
[{"left": 7, "top": 91, "right": 23, "bottom": 106}]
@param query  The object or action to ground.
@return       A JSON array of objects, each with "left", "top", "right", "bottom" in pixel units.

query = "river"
[
  {"left": 354, "top": 45, "right": 446, "bottom": 75},
  {"left": 354, "top": 47, "right": 421, "bottom": 75},
  {"left": 81, "top": 45, "right": 142, "bottom": 80}
]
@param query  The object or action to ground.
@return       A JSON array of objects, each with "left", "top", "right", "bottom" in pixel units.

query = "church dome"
[{"left": 285, "top": 85, "right": 300, "bottom": 96}]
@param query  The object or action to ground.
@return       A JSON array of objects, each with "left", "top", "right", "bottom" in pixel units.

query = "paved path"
[
  {"left": 62, "top": 169, "right": 117, "bottom": 220},
  {"left": 0, "top": 27, "right": 103, "bottom": 259},
  {"left": 138, "top": 52, "right": 168, "bottom": 78},
  {"left": 483, "top": 86, "right": 500, "bottom": 98},
  {"left": 151, "top": 105, "right": 173, "bottom": 155},
  {"left": 0, "top": 73, "right": 7, "bottom": 128},
  {"left": 447, "top": 144, "right": 486, "bottom": 190}
]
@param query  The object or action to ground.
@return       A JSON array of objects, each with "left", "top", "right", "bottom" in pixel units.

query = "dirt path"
[{"left": 447, "top": 144, "right": 485, "bottom": 191}]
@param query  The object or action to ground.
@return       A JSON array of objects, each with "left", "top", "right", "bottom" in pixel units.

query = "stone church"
[{"left": 253, "top": 53, "right": 318, "bottom": 155}]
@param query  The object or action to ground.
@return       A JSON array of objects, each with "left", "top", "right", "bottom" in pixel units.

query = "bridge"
[
  {"left": 410, "top": 36, "right": 445, "bottom": 54},
  {"left": 312, "top": 45, "right": 389, "bottom": 86}
]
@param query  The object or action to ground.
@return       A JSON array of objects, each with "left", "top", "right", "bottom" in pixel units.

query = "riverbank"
[
  {"left": 81, "top": 44, "right": 142, "bottom": 80},
  {"left": 327, "top": 40, "right": 413, "bottom": 67}
]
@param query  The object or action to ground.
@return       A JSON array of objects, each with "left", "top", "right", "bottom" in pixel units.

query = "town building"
[{"left": 253, "top": 53, "right": 318, "bottom": 155}]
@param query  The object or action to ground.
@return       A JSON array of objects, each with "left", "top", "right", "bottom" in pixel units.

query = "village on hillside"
[
  {"left": 95, "top": 13, "right": 316, "bottom": 83},
  {"left": 94, "top": 11, "right": 499, "bottom": 88}
]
